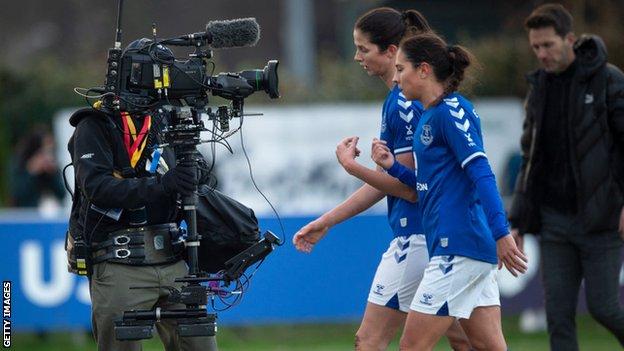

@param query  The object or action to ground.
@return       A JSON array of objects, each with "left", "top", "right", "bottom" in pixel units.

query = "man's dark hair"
[{"left": 524, "top": 3, "right": 573, "bottom": 37}]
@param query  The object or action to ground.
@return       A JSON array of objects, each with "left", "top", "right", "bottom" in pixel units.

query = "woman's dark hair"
[
  {"left": 400, "top": 33, "right": 472, "bottom": 94},
  {"left": 525, "top": 3, "right": 573, "bottom": 38},
  {"left": 355, "top": 7, "right": 431, "bottom": 52}
]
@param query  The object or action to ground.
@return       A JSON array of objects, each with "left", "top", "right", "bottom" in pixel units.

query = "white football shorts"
[
  {"left": 410, "top": 255, "right": 500, "bottom": 319},
  {"left": 367, "top": 234, "right": 428, "bottom": 312}
]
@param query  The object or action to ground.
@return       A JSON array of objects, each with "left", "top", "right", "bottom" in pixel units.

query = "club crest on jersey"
[{"left": 420, "top": 124, "right": 433, "bottom": 145}]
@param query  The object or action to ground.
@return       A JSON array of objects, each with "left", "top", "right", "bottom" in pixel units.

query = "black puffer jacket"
[
  {"left": 67, "top": 108, "right": 179, "bottom": 243},
  {"left": 509, "top": 35, "right": 624, "bottom": 235}
]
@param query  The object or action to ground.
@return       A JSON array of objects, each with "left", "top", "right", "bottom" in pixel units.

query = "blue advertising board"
[{"left": 1, "top": 213, "right": 622, "bottom": 332}]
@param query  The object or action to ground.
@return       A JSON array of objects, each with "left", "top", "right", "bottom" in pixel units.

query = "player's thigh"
[
  {"left": 459, "top": 306, "right": 506, "bottom": 351},
  {"left": 444, "top": 319, "right": 471, "bottom": 351},
  {"left": 400, "top": 310, "right": 454, "bottom": 350},
  {"left": 358, "top": 302, "right": 406, "bottom": 342}
]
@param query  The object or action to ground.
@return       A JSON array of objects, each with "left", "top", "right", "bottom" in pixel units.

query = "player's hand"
[
  {"left": 292, "top": 219, "right": 330, "bottom": 253},
  {"left": 371, "top": 138, "right": 394, "bottom": 169},
  {"left": 511, "top": 228, "right": 524, "bottom": 253},
  {"left": 336, "top": 136, "right": 361, "bottom": 170},
  {"left": 496, "top": 233, "right": 528, "bottom": 277}
]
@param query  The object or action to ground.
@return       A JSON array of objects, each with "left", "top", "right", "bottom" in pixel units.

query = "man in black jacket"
[
  {"left": 68, "top": 104, "right": 218, "bottom": 351},
  {"left": 510, "top": 4, "right": 624, "bottom": 350}
]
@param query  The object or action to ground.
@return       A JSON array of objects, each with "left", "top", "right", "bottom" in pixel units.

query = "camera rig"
[{"left": 83, "top": 0, "right": 283, "bottom": 341}]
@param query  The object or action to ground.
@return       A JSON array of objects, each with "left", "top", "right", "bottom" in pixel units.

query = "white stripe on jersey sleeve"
[
  {"left": 394, "top": 146, "right": 412, "bottom": 155},
  {"left": 460, "top": 152, "right": 487, "bottom": 168}
]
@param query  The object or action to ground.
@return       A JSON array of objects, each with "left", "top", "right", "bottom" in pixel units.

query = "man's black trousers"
[{"left": 539, "top": 207, "right": 624, "bottom": 351}]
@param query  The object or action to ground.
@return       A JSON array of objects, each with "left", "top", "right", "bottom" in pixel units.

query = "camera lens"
[
  {"left": 263, "top": 60, "right": 280, "bottom": 99},
  {"left": 238, "top": 60, "right": 280, "bottom": 99}
]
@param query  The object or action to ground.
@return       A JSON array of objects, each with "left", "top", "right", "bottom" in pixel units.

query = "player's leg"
[
  {"left": 457, "top": 259, "right": 506, "bottom": 351},
  {"left": 356, "top": 303, "right": 406, "bottom": 351},
  {"left": 459, "top": 306, "right": 506, "bottom": 351},
  {"left": 406, "top": 256, "right": 499, "bottom": 350},
  {"left": 444, "top": 319, "right": 471, "bottom": 351},
  {"left": 400, "top": 311, "right": 455, "bottom": 350},
  {"left": 400, "top": 236, "right": 471, "bottom": 351},
  {"left": 400, "top": 255, "right": 464, "bottom": 350},
  {"left": 357, "top": 235, "right": 426, "bottom": 350}
]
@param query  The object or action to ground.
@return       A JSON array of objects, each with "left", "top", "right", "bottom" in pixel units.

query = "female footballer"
[
  {"left": 371, "top": 33, "right": 528, "bottom": 350},
  {"left": 293, "top": 8, "right": 470, "bottom": 351}
]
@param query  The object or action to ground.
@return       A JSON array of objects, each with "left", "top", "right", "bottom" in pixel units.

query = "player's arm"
[
  {"left": 439, "top": 107, "right": 527, "bottom": 276},
  {"left": 343, "top": 154, "right": 417, "bottom": 202},
  {"left": 371, "top": 139, "right": 418, "bottom": 192},
  {"left": 336, "top": 136, "right": 417, "bottom": 202},
  {"left": 464, "top": 157, "right": 527, "bottom": 277},
  {"left": 292, "top": 183, "right": 384, "bottom": 253}
]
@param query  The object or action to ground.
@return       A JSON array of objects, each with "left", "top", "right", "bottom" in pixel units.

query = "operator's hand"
[
  {"left": 293, "top": 219, "right": 330, "bottom": 253},
  {"left": 336, "top": 136, "right": 361, "bottom": 171},
  {"left": 371, "top": 138, "right": 394, "bottom": 170},
  {"left": 496, "top": 233, "right": 528, "bottom": 277},
  {"left": 162, "top": 165, "right": 198, "bottom": 196}
]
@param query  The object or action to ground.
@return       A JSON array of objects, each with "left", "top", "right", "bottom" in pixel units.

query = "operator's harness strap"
[
  {"left": 91, "top": 223, "right": 184, "bottom": 265},
  {"left": 120, "top": 111, "right": 152, "bottom": 168}
]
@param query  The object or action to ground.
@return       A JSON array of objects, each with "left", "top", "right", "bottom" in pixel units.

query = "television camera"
[{"left": 79, "top": 0, "right": 283, "bottom": 341}]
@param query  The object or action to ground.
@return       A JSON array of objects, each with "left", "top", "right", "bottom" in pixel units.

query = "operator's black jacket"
[
  {"left": 509, "top": 34, "right": 624, "bottom": 235},
  {"left": 67, "top": 108, "right": 178, "bottom": 243}
]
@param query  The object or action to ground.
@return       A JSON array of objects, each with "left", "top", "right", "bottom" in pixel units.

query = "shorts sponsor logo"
[
  {"left": 373, "top": 284, "right": 385, "bottom": 296},
  {"left": 416, "top": 183, "right": 428, "bottom": 191},
  {"left": 420, "top": 293, "right": 434, "bottom": 306}
]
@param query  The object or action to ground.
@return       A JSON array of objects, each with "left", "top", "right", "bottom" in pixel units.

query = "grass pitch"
[{"left": 9, "top": 315, "right": 621, "bottom": 350}]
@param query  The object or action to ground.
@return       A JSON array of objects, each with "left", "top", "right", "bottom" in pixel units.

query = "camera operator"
[{"left": 67, "top": 45, "right": 218, "bottom": 351}]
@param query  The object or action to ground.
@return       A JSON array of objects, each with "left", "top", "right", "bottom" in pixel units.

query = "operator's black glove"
[{"left": 162, "top": 165, "right": 198, "bottom": 196}]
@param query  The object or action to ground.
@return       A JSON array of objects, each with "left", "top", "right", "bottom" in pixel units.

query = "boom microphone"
[{"left": 205, "top": 18, "right": 260, "bottom": 49}]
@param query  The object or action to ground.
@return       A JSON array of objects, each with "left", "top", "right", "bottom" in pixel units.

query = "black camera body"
[{"left": 103, "top": 37, "right": 279, "bottom": 112}]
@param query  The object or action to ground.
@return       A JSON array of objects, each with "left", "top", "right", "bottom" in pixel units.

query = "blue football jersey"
[
  {"left": 380, "top": 85, "right": 424, "bottom": 237},
  {"left": 412, "top": 92, "right": 497, "bottom": 263}
]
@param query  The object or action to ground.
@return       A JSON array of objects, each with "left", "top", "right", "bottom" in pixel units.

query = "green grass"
[{"left": 9, "top": 315, "right": 622, "bottom": 350}]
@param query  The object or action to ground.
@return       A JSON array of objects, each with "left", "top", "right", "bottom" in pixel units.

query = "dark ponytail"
[
  {"left": 401, "top": 9, "right": 431, "bottom": 37},
  {"left": 355, "top": 7, "right": 430, "bottom": 51},
  {"left": 446, "top": 45, "right": 471, "bottom": 93},
  {"left": 400, "top": 33, "right": 473, "bottom": 94}
]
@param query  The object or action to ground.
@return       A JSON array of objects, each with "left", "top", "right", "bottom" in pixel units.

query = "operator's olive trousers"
[{"left": 89, "top": 260, "right": 218, "bottom": 351}]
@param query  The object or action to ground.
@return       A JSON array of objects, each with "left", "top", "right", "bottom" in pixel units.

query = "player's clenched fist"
[{"left": 371, "top": 138, "right": 394, "bottom": 169}]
